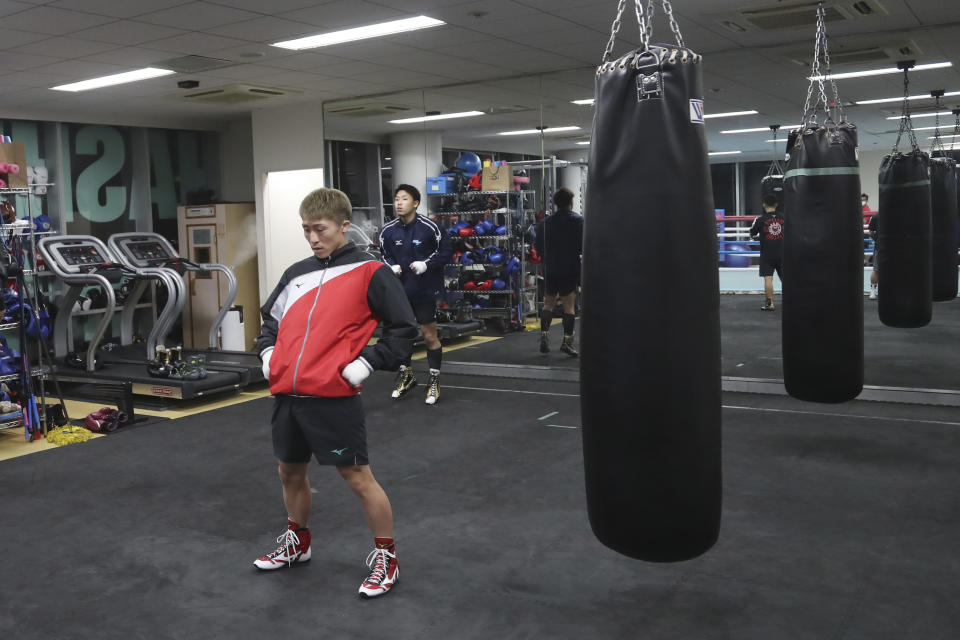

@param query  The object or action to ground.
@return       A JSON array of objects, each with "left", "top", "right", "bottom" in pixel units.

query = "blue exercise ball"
[
  {"left": 725, "top": 243, "right": 752, "bottom": 268},
  {"left": 456, "top": 152, "right": 482, "bottom": 176}
]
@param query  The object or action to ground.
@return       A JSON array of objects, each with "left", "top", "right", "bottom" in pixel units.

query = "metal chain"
[
  {"left": 602, "top": 0, "right": 686, "bottom": 63},
  {"left": 643, "top": 0, "right": 654, "bottom": 44},
  {"left": 802, "top": 3, "right": 832, "bottom": 126},
  {"left": 893, "top": 68, "right": 919, "bottom": 153},
  {"left": 602, "top": 0, "right": 629, "bottom": 63},
  {"left": 931, "top": 93, "right": 946, "bottom": 155},
  {"left": 952, "top": 110, "right": 960, "bottom": 152},
  {"left": 661, "top": 0, "right": 685, "bottom": 47},
  {"left": 766, "top": 128, "right": 784, "bottom": 177},
  {"left": 819, "top": 6, "right": 843, "bottom": 123}
]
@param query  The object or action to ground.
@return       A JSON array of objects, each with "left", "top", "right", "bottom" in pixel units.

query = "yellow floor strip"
[
  {"left": 0, "top": 426, "right": 103, "bottom": 461},
  {"left": 1, "top": 335, "right": 504, "bottom": 462},
  {"left": 410, "top": 335, "right": 501, "bottom": 359}
]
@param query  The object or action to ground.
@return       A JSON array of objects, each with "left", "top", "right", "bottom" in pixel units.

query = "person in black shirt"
[
  {"left": 533, "top": 188, "right": 584, "bottom": 355},
  {"left": 750, "top": 194, "right": 785, "bottom": 311}
]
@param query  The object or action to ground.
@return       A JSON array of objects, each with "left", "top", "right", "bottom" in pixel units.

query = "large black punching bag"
[
  {"left": 781, "top": 124, "right": 864, "bottom": 402},
  {"left": 877, "top": 151, "right": 932, "bottom": 327},
  {"left": 781, "top": 7, "right": 863, "bottom": 403},
  {"left": 930, "top": 156, "right": 958, "bottom": 300},
  {"left": 582, "top": 4, "right": 721, "bottom": 562}
]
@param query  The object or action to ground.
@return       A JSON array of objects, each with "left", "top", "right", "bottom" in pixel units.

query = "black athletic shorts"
[
  {"left": 544, "top": 272, "right": 580, "bottom": 297},
  {"left": 758, "top": 257, "right": 783, "bottom": 278},
  {"left": 411, "top": 299, "right": 437, "bottom": 324},
  {"left": 271, "top": 394, "right": 368, "bottom": 466}
]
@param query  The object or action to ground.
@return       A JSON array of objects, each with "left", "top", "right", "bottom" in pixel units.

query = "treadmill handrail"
[{"left": 105, "top": 231, "right": 238, "bottom": 350}]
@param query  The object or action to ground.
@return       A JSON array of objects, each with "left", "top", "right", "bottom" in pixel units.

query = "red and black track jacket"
[{"left": 256, "top": 242, "right": 417, "bottom": 397}]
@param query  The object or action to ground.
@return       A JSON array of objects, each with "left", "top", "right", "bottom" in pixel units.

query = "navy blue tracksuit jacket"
[{"left": 378, "top": 214, "right": 453, "bottom": 303}]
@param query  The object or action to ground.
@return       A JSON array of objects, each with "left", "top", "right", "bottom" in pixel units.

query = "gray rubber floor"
[{"left": 1, "top": 367, "right": 958, "bottom": 639}]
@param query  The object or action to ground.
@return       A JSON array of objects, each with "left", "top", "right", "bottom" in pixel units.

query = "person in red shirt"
[
  {"left": 253, "top": 188, "right": 417, "bottom": 599},
  {"left": 749, "top": 195, "right": 785, "bottom": 311}
]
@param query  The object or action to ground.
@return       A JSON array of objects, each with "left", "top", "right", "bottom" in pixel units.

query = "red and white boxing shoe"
[
  {"left": 358, "top": 547, "right": 398, "bottom": 598},
  {"left": 253, "top": 526, "right": 311, "bottom": 570}
]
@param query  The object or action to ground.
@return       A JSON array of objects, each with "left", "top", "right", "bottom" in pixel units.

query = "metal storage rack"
[
  {"left": 0, "top": 185, "right": 55, "bottom": 435},
  {"left": 429, "top": 189, "right": 537, "bottom": 332}
]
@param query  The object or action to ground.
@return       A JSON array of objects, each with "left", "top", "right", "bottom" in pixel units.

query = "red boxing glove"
[
  {"left": 459, "top": 226, "right": 475, "bottom": 237},
  {"left": 464, "top": 281, "right": 478, "bottom": 290},
  {"left": 478, "top": 280, "right": 493, "bottom": 290}
]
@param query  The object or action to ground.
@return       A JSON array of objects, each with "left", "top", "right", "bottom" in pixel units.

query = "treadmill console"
[
  {"left": 58, "top": 245, "right": 107, "bottom": 271},
  {"left": 126, "top": 240, "right": 172, "bottom": 266}
]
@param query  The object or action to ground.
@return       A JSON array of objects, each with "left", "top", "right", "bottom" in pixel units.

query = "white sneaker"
[
  {"left": 869, "top": 286, "right": 877, "bottom": 300},
  {"left": 425, "top": 371, "right": 440, "bottom": 405}
]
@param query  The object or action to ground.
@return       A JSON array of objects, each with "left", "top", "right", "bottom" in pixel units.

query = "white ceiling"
[{"left": 1, "top": 0, "right": 959, "bottom": 159}]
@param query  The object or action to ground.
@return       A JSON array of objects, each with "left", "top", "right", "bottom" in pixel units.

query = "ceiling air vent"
[
  {"left": 173, "top": 84, "right": 300, "bottom": 105},
  {"left": 325, "top": 102, "right": 415, "bottom": 118},
  {"left": 783, "top": 39, "right": 921, "bottom": 67},
  {"left": 720, "top": 0, "right": 887, "bottom": 32}
]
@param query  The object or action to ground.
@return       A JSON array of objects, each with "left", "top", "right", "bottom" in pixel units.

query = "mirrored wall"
[{"left": 322, "top": 68, "right": 959, "bottom": 391}]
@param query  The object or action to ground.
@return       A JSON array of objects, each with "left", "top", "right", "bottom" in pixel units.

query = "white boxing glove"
[
  {"left": 261, "top": 348, "right": 273, "bottom": 381},
  {"left": 391, "top": 264, "right": 402, "bottom": 276},
  {"left": 410, "top": 261, "right": 427, "bottom": 275},
  {"left": 342, "top": 357, "right": 373, "bottom": 387}
]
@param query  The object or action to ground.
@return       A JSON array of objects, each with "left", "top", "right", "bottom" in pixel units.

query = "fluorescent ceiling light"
[
  {"left": 51, "top": 67, "right": 174, "bottom": 92},
  {"left": 810, "top": 61, "right": 952, "bottom": 81},
  {"left": 389, "top": 111, "right": 484, "bottom": 124},
  {"left": 272, "top": 15, "right": 445, "bottom": 50},
  {"left": 498, "top": 126, "right": 581, "bottom": 136},
  {"left": 704, "top": 110, "right": 759, "bottom": 119},
  {"left": 722, "top": 126, "right": 798, "bottom": 134},
  {"left": 572, "top": 98, "right": 594, "bottom": 105},
  {"left": 855, "top": 90, "right": 960, "bottom": 105},
  {"left": 886, "top": 111, "right": 952, "bottom": 120},
  {"left": 709, "top": 151, "right": 741, "bottom": 156},
  {"left": 576, "top": 141, "right": 591, "bottom": 145},
  {"left": 928, "top": 134, "right": 960, "bottom": 140},
  {"left": 764, "top": 139, "right": 788, "bottom": 143}
]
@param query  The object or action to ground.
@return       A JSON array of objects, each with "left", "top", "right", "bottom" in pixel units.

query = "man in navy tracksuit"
[
  {"left": 534, "top": 188, "right": 584, "bottom": 356},
  {"left": 378, "top": 184, "right": 453, "bottom": 405}
]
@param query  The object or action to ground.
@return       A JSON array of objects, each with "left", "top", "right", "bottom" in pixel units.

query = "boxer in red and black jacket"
[{"left": 253, "top": 188, "right": 417, "bottom": 600}]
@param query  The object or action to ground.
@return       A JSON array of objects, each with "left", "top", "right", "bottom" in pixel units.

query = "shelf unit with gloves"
[
  {"left": 428, "top": 189, "right": 537, "bottom": 332},
  {"left": 0, "top": 184, "right": 57, "bottom": 440}
]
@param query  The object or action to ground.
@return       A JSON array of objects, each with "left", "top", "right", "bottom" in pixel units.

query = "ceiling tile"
[
  {"left": 136, "top": 2, "right": 261, "bottom": 31},
  {"left": 32, "top": 59, "right": 131, "bottom": 79},
  {"left": 0, "top": 69, "right": 74, "bottom": 88},
  {"left": 10, "top": 36, "right": 120, "bottom": 58},
  {"left": 0, "top": 50, "right": 65, "bottom": 71},
  {"left": 204, "top": 0, "right": 325, "bottom": 12},
  {"left": 0, "top": 26, "right": 46, "bottom": 49},
  {"left": 145, "top": 32, "right": 248, "bottom": 55},
  {"left": 0, "top": 1, "right": 33, "bottom": 18},
  {"left": 206, "top": 16, "right": 316, "bottom": 42},
  {"left": 49, "top": 0, "right": 193, "bottom": 19},
  {"left": 0, "top": 6, "right": 115, "bottom": 35},
  {"left": 279, "top": 1, "right": 405, "bottom": 29},
  {"left": 80, "top": 46, "right": 176, "bottom": 67},
  {"left": 72, "top": 20, "right": 188, "bottom": 46}
]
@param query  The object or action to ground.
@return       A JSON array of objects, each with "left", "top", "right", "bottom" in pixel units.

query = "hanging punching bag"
[
  {"left": 877, "top": 151, "right": 932, "bottom": 327},
  {"left": 781, "top": 7, "right": 862, "bottom": 403},
  {"left": 929, "top": 156, "right": 958, "bottom": 300},
  {"left": 761, "top": 175, "right": 784, "bottom": 212},
  {"left": 582, "top": 2, "right": 721, "bottom": 563}
]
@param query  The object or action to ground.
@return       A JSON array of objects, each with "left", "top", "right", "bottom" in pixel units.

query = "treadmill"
[
  {"left": 37, "top": 235, "right": 243, "bottom": 400},
  {"left": 106, "top": 232, "right": 263, "bottom": 385}
]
